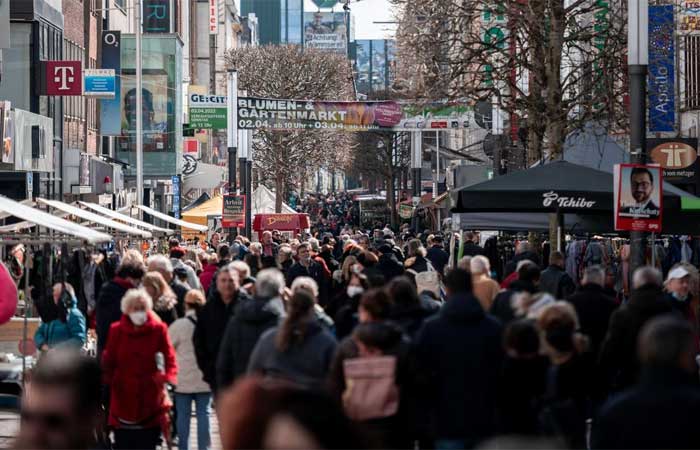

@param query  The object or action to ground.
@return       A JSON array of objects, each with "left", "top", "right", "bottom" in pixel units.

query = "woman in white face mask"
[{"left": 101, "top": 288, "right": 178, "bottom": 450}]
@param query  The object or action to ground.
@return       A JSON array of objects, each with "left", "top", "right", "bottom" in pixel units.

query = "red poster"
[
  {"left": 614, "top": 164, "right": 663, "bottom": 232},
  {"left": 45, "top": 61, "right": 82, "bottom": 96}
]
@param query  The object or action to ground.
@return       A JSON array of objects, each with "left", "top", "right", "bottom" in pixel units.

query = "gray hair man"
[
  {"left": 148, "top": 254, "right": 188, "bottom": 317},
  {"left": 599, "top": 266, "right": 672, "bottom": 393},
  {"left": 216, "top": 268, "right": 286, "bottom": 390}
]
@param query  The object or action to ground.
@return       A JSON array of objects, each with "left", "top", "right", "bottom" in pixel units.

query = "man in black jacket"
[
  {"left": 566, "top": 265, "right": 618, "bottom": 356},
  {"left": 216, "top": 268, "right": 286, "bottom": 390},
  {"left": 376, "top": 244, "right": 405, "bottom": 282},
  {"left": 461, "top": 232, "right": 484, "bottom": 257},
  {"left": 426, "top": 235, "right": 449, "bottom": 276},
  {"left": 414, "top": 268, "right": 503, "bottom": 448},
  {"left": 286, "top": 243, "right": 324, "bottom": 288},
  {"left": 490, "top": 261, "right": 540, "bottom": 325},
  {"left": 193, "top": 266, "right": 241, "bottom": 394},
  {"left": 599, "top": 266, "right": 672, "bottom": 394},
  {"left": 593, "top": 316, "right": 700, "bottom": 449},
  {"left": 539, "top": 251, "right": 576, "bottom": 299}
]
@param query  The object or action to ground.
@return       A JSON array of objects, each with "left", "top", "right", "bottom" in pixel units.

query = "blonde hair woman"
[{"left": 143, "top": 272, "right": 179, "bottom": 325}]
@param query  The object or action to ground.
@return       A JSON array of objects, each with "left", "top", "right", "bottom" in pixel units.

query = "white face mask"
[
  {"left": 347, "top": 286, "right": 364, "bottom": 298},
  {"left": 129, "top": 311, "right": 147, "bottom": 326}
]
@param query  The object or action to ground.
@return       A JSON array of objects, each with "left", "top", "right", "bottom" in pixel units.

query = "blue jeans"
[{"left": 174, "top": 392, "right": 211, "bottom": 450}]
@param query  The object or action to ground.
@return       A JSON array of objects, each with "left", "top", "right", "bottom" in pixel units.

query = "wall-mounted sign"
[
  {"left": 172, "top": 175, "right": 180, "bottom": 219},
  {"left": 84, "top": 69, "right": 116, "bottom": 98},
  {"left": 222, "top": 194, "right": 245, "bottom": 228},
  {"left": 648, "top": 5, "right": 675, "bottom": 133},
  {"left": 680, "top": 1, "right": 700, "bottom": 33},
  {"left": 615, "top": 164, "right": 663, "bottom": 232},
  {"left": 649, "top": 138, "right": 698, "bottom": 184},
  {"left": 45, "top": 61, "right": 82, "bottom": 96}
]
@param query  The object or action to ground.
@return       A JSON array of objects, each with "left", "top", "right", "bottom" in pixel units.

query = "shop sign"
[
  {"left": 143, "top": 0, "right": 172, "bottom": 33},
  {"left": 84, "top": 69, "right": 116, "bottom": 98},
  {"left": 45, "top": 61, "right": 82, "bottom": 96},
  {"left": 648, "top": 138, "right": 698, "bottom": 184},
  {"left": 614, "top": 164, "right": 663, "bottom": 232},
  {"left": 541, "top": 191, "right": 596, "bottom": 209},
  {"left": 222, "top": 195, "right": 245, "bottom": 228},
  {"left": 399, "top": 204, "right": 414, "bottom": 219},
  {"left": 172, "top": 175, "right": 180, "bottom": 219}
]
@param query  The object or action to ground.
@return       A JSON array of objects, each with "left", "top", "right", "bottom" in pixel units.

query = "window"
[{"left": 685, "top": 35, "right": 700, "bottom": 110}]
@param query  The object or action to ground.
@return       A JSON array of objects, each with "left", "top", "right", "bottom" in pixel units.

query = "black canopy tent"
[{"left": 450, "top": 161, "right": 700, "bottom": 235}]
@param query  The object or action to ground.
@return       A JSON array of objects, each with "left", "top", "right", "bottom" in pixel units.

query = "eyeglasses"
[{"left": 21, "top": 410, "right": 70, "bottom": 430}]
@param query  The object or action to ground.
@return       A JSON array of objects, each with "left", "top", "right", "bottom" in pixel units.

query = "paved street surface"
[{"left": 0, "top": 409, "right": 221, "bottom": 450}]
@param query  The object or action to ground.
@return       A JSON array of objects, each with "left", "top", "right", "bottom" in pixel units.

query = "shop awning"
[
  {"left": 79, "top": 201, "right": 174, "bottom": 235},
  {"left": 253, "top": 214, "right": 310, "bottom": 232},
  {"left": 37, "top": 198, "right": 152, "bottom": 239},
  {"left": 0, "top": 200, "right": 35, "bottom": 220},
  {"left": 0, "top": 195, "right": 111, "bottom": 243},
  {"left": 135, "top": 204, "right": 209, "bottom": 232}
]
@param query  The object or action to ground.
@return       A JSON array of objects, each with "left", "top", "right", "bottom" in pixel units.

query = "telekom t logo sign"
[{"left": 45, "top": 61, "right": 82, "bottom": 96}]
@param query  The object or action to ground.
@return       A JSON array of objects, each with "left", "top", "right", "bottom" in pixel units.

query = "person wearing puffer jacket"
[{"left": 34, "top": 283, "right": 87, "bottom": 351}]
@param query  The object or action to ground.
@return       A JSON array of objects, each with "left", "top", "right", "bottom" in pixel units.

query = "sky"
[
  {"left": 304, "top": 0, "right": 399, "bottom": 40},
  {"left": 234, "top": 0, "right": 398, "bottom": 40}
]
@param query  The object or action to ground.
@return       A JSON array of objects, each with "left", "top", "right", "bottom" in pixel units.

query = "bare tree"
[
  {"left": 393, "top": 0, "right": 629, "bottom": 163},
  {"left": 226, "top": 45, "right": 355, "bottom": 212}
]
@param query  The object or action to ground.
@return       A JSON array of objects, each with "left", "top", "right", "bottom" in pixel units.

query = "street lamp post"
[
  {"left": 411, "top": 131, "right": 422, "bottom": 233},
  {"left": 628, "top": 0, "right": 649, "bottom": 280},
  {"left": 135, "top": 0, "right": 143, "bottom": 218}
]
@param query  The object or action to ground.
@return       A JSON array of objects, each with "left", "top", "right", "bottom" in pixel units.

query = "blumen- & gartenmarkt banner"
[{"left": 236, "top": 97, "right": 474, "bottom": 131}]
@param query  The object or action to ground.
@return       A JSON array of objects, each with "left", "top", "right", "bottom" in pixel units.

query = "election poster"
[
  {"left": 615, "top": 164, "right": 663, "bottom": 232},
  {"left": 303, "top": 12, "right": 347, "bottom": 53}
]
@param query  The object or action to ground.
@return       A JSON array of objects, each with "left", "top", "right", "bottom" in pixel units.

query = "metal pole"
[
  {"left": 135, "top": 0, "right": 143, "bottom": 218},
  {"left": 227, "top": 70, "right": 238, "bottom": 241},
  {"left": 246, "top": 131, "right": 253, "bottom": 240},
  {"left": 411, "top": 131, "right": 422, "bottom": 233},
  {"left": 434, "top": 131, "right": 439, "bottom": 198},
  {"left": 628, "top": 0, "right": 649, "bottom": 279}
]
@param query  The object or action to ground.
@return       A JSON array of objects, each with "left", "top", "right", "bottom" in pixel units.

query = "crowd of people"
[{"left": 15, "top": 227, "right": 700, "bottom": 450}]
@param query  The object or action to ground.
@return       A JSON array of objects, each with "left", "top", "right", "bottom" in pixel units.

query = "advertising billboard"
[
  {"left": 116, "top": 35, "right": 182, "bottom": 177},
  {"left": 615, "top": 164, "right": 663, "bottom": 232},
  {"left": 303, "top": 12, "right": 347, "bottom": 53},
  {"left": 189, "top": 94, "right": 227, "bottom": 129},
  {"left": 84, "top": 69, "right": 116, "bottom": 98},
  {"left": 222, "top": 195, "right": 245, "bottom": 228}
]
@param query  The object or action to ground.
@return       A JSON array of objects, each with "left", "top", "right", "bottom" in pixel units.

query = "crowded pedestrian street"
[{"left": 3, "top": 0, "right": 700, "bottom": 449}]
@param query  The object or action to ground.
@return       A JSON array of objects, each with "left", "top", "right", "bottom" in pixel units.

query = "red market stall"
[{"left": 253, "top": 213, "right": 311, "bottom": 234}]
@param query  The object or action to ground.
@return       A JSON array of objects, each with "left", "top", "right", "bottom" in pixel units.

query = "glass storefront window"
[{"left": 0, "top": 24, "right": 32, "bottom": 111}]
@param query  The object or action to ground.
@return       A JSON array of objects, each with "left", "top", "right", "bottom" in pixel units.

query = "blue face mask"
[{"left": 672, "top": 291, "right": 688, "bottom": 302}]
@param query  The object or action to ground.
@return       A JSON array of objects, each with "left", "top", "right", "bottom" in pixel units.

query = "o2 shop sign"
[
  {"left": 542, "top": 191, "right": 596, "bottom": 209},
  {"left": 45, "top": 61, "right": 82, "bottom": 96}
]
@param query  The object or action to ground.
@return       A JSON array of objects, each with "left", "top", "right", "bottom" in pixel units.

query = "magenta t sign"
[{"left": 45, "top": 61, "right": 82, "bottom": 96}]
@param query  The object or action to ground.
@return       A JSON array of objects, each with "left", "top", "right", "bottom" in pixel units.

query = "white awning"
[
  {"left": 134, "top": 204, "right": 209, "bottom": 232},
  {"left": 37, "top": 198, "right": 152, "bottom": 239},
  {"left": 79, "top": 201, "right": 174, "bottom": 235},
  {"left": 0, "top": 195, "right": 111, "bottom": 243},
  {"left": 0, "top": 200, "right": 34, "bottom": 220}
]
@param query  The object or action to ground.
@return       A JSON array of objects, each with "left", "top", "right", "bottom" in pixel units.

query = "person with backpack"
[
  {"left": 168, "top": 291, "right": 211, "bottom": 450},
  {"left": 328, "top": 289, "right": 415, "bottom": 448}
]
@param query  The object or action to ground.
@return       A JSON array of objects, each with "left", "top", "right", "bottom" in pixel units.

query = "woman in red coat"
[{"left": 102, "top": 288, "right": 178, "bottom": 450}]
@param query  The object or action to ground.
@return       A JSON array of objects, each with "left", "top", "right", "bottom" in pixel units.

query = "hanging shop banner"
[
  {"left": 680, "top": 1, "right": 700, "bottom": 33},
  {"left": 189, "top": 94, "right": 227, "bottom": 129},
  {"left": 237, "top": 97, "right": 474, "bottom": 131},
  {"left": 303, "top": 12, "right": 347, "bottom": 53},
  {"left": 84, "top": 69, "right": 116, "bottom": 98},
  {"left": 648, "top": 5, "right": 675, "bottom": 133},
  {"left": 172, "top": 175, "right": 181, "bottom": 219},
  {"left": 209, "top": 0, "right": 218, "bottom": 34},
  {"left": 614, "top": 164, "right": 663, "bottom": 232},
  {"left": 648, "top": 138, "right": 698, "bottom": 185},
  {"left": 222, "top": 194, "right": 245, "bottom": 228},
  {"left": 398, "top": 204, "right": 415, "bottom": 220},
  {"left": 100, "top": 31, "right": 121, "bottom": 135}
]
